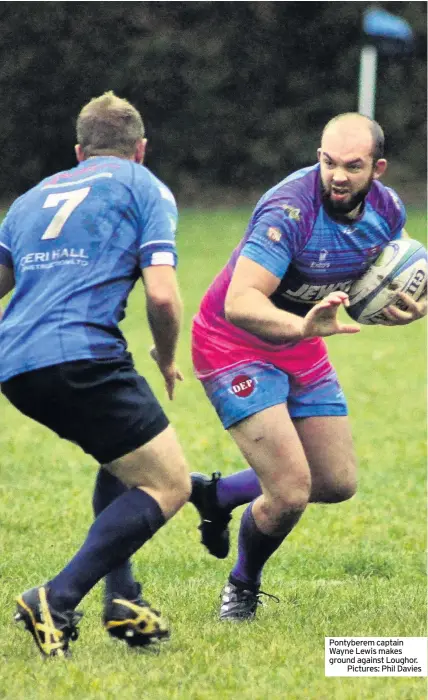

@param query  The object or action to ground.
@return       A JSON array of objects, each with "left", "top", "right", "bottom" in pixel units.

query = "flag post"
[{"left": 358, "top": 8, "right": 414, "bottom": 119}]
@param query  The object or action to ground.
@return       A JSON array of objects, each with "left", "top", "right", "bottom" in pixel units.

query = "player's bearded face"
[{"left": 320, "top": 165, "right": 375, "bottom": 216}]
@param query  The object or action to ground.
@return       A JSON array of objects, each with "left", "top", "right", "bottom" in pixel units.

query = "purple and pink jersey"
[{"left": 192, "top": 164, "right": 405, "bottom": 428}]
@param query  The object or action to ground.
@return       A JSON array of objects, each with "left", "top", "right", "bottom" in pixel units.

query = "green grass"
[{"left": 0, "top": 208, "right": 426, "bottom": 699}]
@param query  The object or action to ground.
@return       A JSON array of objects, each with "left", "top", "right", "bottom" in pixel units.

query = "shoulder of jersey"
[
  {"left": 118, "top": 162, "right": 171, "bottom": 200},
  {"left": 367, "top": 180, "right": 405, "bottom": 218},
  {"left": 146, "top": 170, "right": 177, "bottom": 206},
  {"left": 266, "top": 164, "right": 319, "bottom": 223}
]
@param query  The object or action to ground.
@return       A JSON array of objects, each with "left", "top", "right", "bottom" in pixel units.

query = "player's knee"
[
  {"left": 260, "top": 493, "right": 308, "bottom": 535},
  {"left": 175, "top": 471, "right": 192, "bottom": 508},
  {"left": 331, "top": 478, "right": 357, "bottom": 503},
  {"left": 275, "top": 492, "right": 310, "bottom": 517},
  {"left": 165, "top": 460, "right": 192, "bottom": 510},
  {"left": 151, "top": 468, "right": 191, "bottom": 520},
  {"left": 317, "top": 476, "right": 357, "bottom": 503},
  {"left": 267, "top": 472, "right": 311, "bottom": 517}
]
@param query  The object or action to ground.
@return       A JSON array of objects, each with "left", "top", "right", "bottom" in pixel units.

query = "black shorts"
[{"left": 1, "top": 355, "right": 169, "bottom": 464}]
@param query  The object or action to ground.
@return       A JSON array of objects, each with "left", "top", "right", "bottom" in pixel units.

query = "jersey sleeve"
[
  {"left": 384, "top": 186, "right": 407, "bottom": 240},
  {"left": 136, "top": 179, "right": 178, "bottom": 270},
  {"left": 240, "top": 204, "right": 303, "bottom": 279},
  {"left": 0, "top": 210, "right": 13, "bottom": 268}
]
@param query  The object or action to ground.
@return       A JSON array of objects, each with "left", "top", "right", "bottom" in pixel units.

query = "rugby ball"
[{"left": 346, "top": 238, "right": 427, "bottom": 325}]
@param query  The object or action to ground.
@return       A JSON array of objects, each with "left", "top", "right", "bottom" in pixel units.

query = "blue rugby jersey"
[
  {"left": 200, "top": 164, "right": 406, "bottom": 325},
  {"left": 0, "top": 156, "right": 178, "bottom": 381}
]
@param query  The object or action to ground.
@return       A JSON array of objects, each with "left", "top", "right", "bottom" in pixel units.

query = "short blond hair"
[{"left": 76, "top": 91, "right": 145, "bottom": 158}]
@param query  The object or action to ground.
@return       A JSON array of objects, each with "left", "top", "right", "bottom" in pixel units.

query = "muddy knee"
[
  {"left": 257, "top": 473, "right": 311, "bottom": 534},
  {"left": 313, "top": 476, "right": 357, "bottom": 503}
]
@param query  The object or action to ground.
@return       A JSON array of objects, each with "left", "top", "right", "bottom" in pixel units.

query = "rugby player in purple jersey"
[{"left": 189, "top": 113, "right": 426, "bottom": 621}]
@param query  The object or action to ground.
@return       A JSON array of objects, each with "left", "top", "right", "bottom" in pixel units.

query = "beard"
[{"left": 320, "top": 177, "right": 374, "bottom": 220}]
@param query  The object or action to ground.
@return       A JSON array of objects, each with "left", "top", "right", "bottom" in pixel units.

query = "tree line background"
[{"left": 0, "top": 2, "right": 426, "bottom": 205}]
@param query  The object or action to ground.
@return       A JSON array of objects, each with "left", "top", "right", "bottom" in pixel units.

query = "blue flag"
[{"left": 363, "top": 9, "right": 414, "bottom": 55}]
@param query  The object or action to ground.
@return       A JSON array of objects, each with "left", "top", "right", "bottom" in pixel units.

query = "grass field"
[{"left": 0, "top": 207, "right": 426, "bottom": 699}]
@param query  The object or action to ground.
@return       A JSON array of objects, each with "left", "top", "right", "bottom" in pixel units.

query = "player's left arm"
[
  {"left": 383, "top": 290, "right": 427, "bottom": 325},
  {"left": 385, "top": 223, "right": 427, "bottom": 322},
  {"left": 384, "top": 225, "right": 427, "bottom": 324},
  {"left": 384, "top": 192, "right": 426, "bottom": 323}
]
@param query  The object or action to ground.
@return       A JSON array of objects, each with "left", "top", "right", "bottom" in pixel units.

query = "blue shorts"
[{"left": 199, "top": 360, "right": 348, "bottom": 429}]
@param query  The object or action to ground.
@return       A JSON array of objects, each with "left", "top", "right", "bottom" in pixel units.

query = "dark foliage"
[{"left": 0, "top": 2, "right": 425, "bottom": 199}]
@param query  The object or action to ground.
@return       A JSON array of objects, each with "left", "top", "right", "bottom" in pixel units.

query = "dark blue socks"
[
  {"left": 216, "top": 469, "right": 261, "bottom": 510},
  {"left": 92, "top": 468, "right": 139, "bottom": 601},
  {"left": 48, "top": 486, "right": 165, "bottom": 611},
  {"left": 230, "top": 503, "right": 288, "bottom": 591}
]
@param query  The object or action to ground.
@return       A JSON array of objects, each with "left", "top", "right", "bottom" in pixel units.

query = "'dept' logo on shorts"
[{"left": 231, "top": 374, "right": 255, "bottom": 398}]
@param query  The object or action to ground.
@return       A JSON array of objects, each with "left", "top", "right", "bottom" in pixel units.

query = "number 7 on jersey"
[{"left": 41, "top": 187, "right": 91, "bottom": 240}]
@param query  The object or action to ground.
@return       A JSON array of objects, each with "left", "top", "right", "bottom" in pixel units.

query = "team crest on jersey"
[
  {"left": 267, "top": 226, "right": 282, "bottom": 243},
  {"left": 310, "top": 248, "right": 330, "bottom": 269},
  {"left": 282, "top": 204, "right": 301, "bottom": 221}
]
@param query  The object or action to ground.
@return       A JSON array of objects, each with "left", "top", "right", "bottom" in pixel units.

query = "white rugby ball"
[{"left": 346, "top": 238, "right": 427, "bottom": 325}]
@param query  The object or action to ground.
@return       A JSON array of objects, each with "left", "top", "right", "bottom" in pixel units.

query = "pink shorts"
[{"left": 192, "top": 312, "right": 347, "bottom": 428}]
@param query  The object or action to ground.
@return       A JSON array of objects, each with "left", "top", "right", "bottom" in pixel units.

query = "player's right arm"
[
  {"left": 225, "top": 256, "right": 305, "bottom": 341},
  {"left": 0, "top": 264, "right": 14, "bottom": 321},
  {"left": 0, "top": 210, "right": 16, "bottom": 313},
  {"left": 225, "top": 257, "right": 359, "bottom": 341},
  {"left": 0, "top": 265, "right": 14, "bottom": 300}
]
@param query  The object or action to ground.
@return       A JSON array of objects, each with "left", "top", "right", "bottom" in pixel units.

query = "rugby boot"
[
  {"left": 14, "top": 585, "right": 83, "bottom": 658},
  {"left": 219, "top": 580, "right": 279, "bottom": 622},
  {"left": 104, "top": 583, "right": 169, "bottom": 647},
  {"left": 190, "top": 471, "right": 232, "bottom": 559}
]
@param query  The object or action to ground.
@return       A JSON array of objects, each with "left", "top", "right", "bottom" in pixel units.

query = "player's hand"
[
  {"left": 302, "top": 292, "right": 361, "bottom": 338},
  {"left": 381, "top": 291, "right": 427, "bottom": 326},
  {"left": 149, "top": 346, "right": 184, "bottom": 400}
]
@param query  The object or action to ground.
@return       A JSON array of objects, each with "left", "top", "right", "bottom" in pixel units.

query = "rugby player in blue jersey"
[
  {"left": 0, "top": 91, "right": 191, "bottom": 656},
  {"left": 189, "top": 113, "right": 426, "bottom": 621}
]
